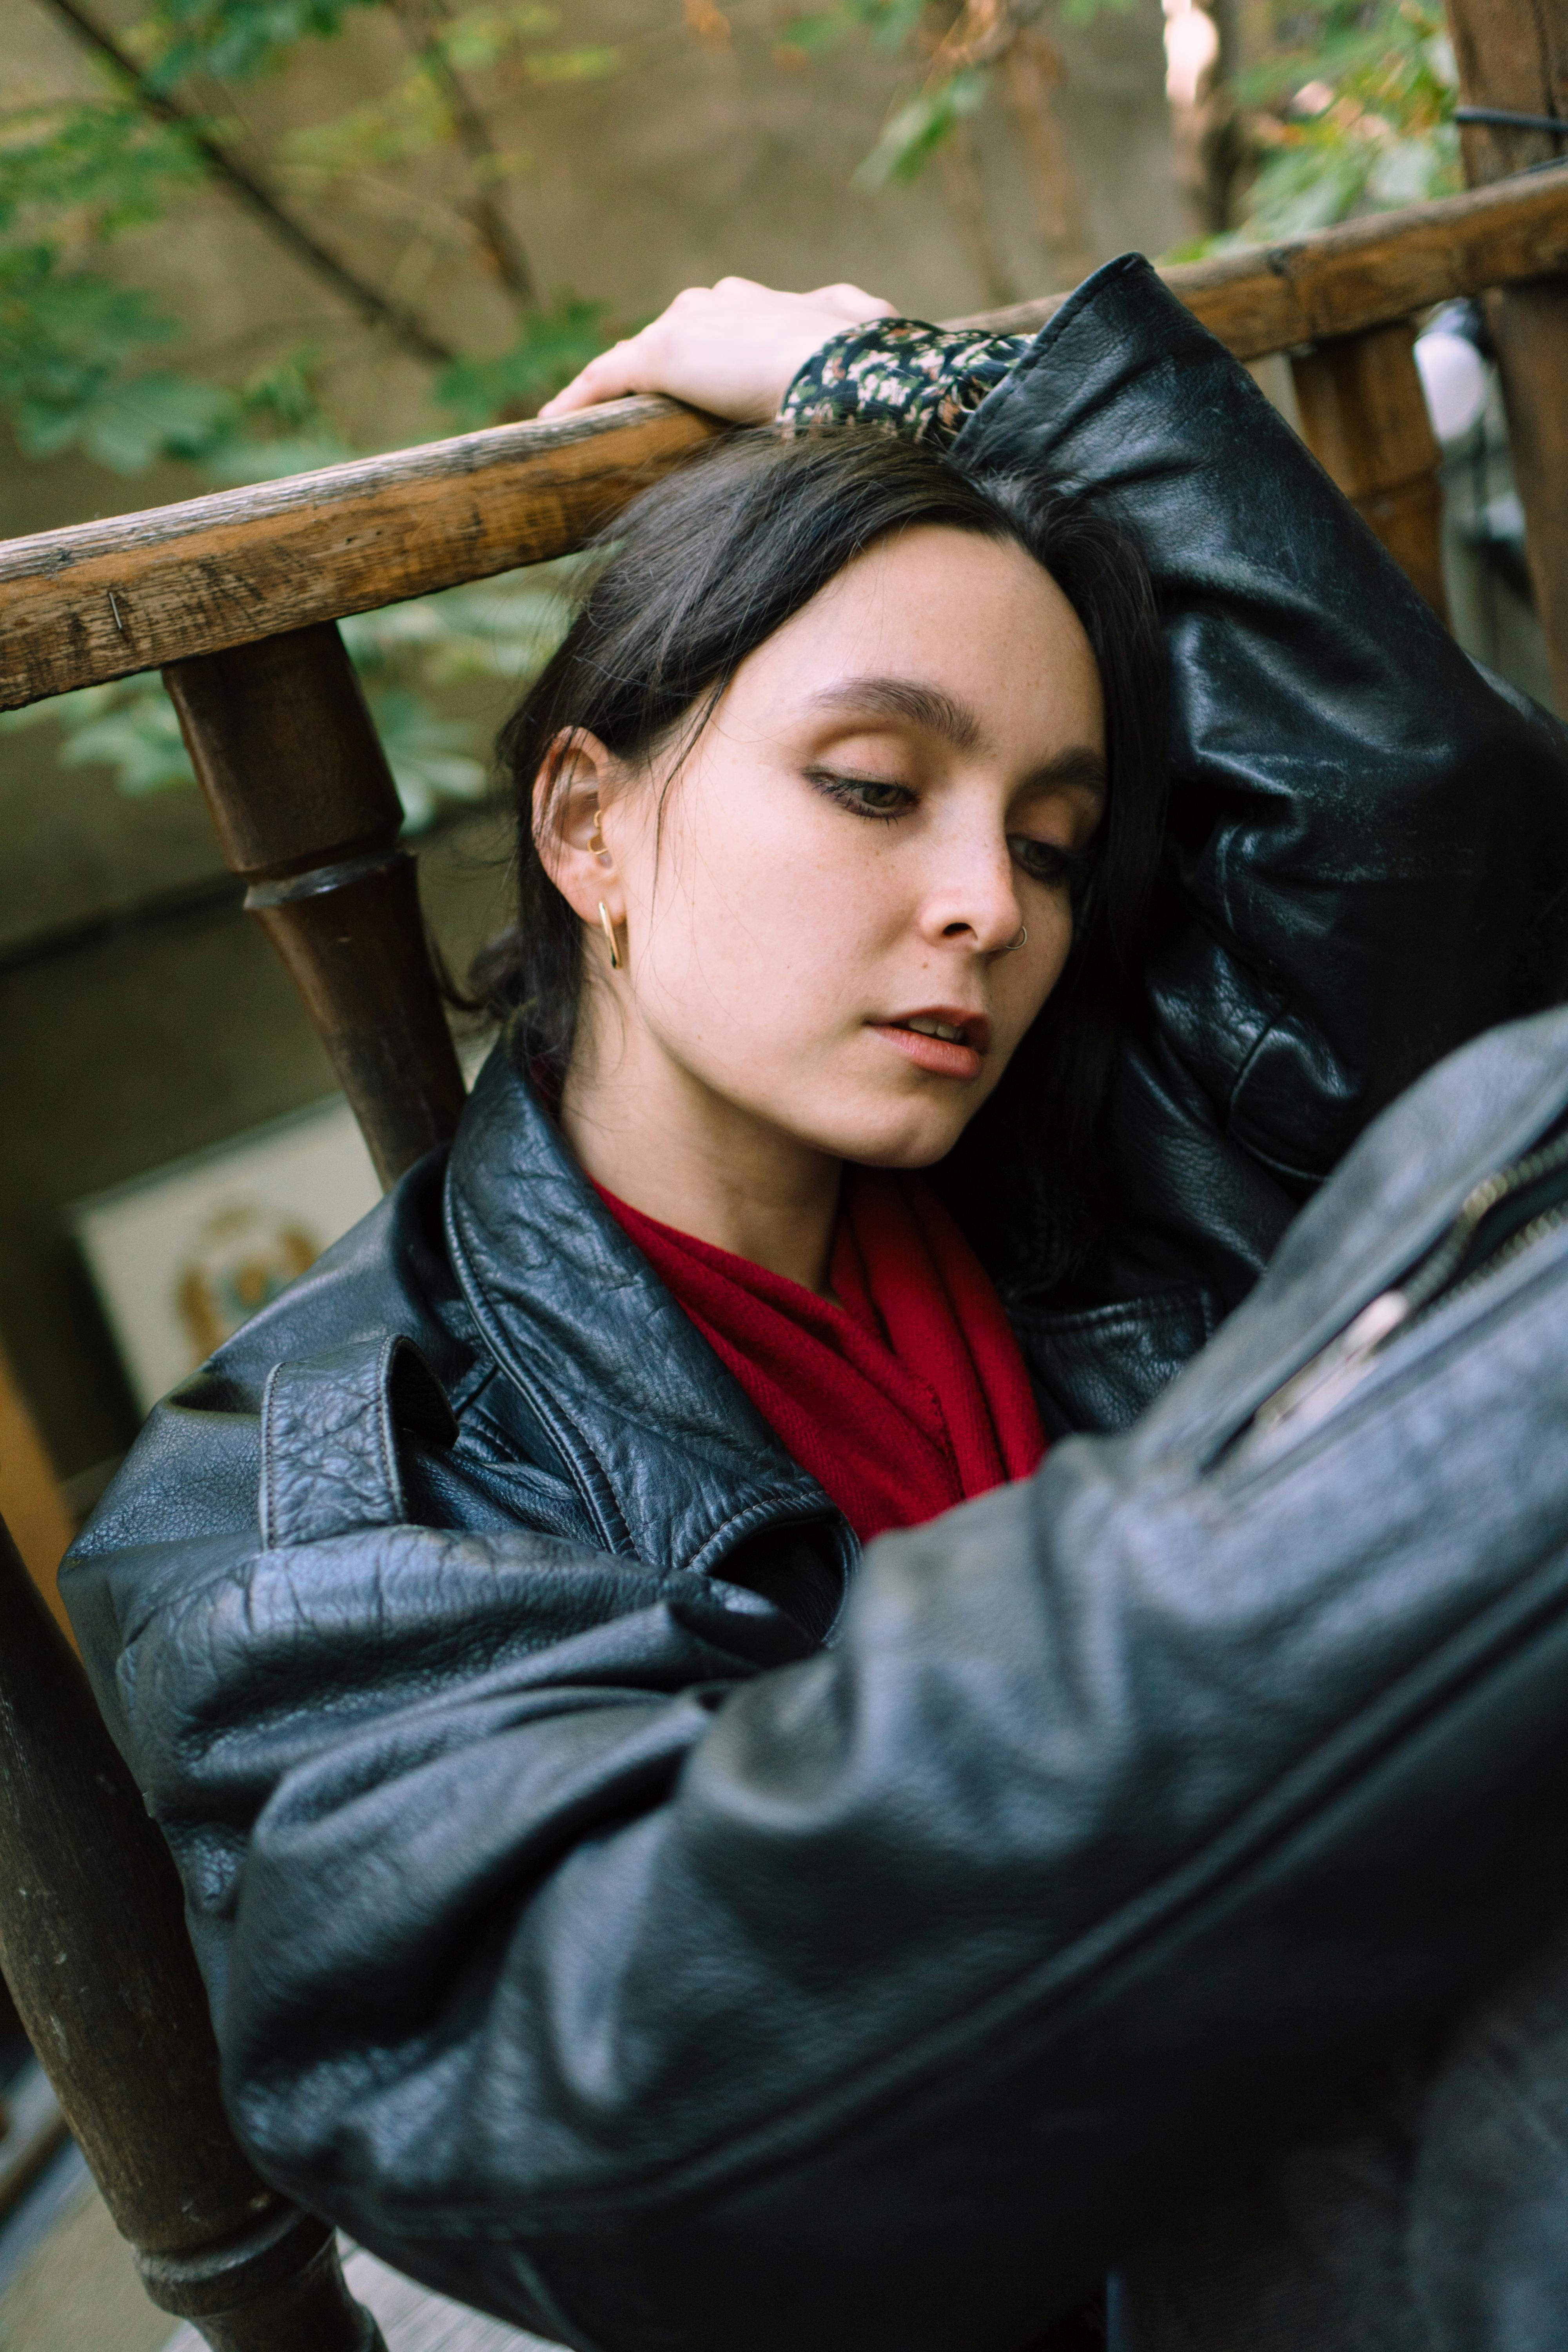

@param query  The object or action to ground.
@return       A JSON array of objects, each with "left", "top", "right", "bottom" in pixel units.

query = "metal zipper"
[{"left": 1249, "top": 1124, "right": 1568, "bottom": 1443}]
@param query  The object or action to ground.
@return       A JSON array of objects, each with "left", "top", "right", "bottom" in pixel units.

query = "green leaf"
[
  {"left": 362, "top": 689, "right": 485, "bottom": 830},
  {"left": 853, "top": 67, "right": 991, "bottom": 190},
  {"left": 1058, "top": 0, "right": 1136, "bottom": 27},
  {"left": 0, "top": 99, "right": 201, "bottom": 241},
  {"left": 1365, "top": 126, "right": 1454, "bottom": 207},
  {"left": 143, "top": 0, "right": 378, "bottom": 91},
  {"left": 435, "top": 297, "right": 611, "bottom": 428},
  {"left": 524, "top": 45, "right": 620, "bottom": 82},
  {"left": 858, "top": 0, "right": 928, "bottom": 52},
  {"left": 0, "top": 677, "right": 198, "bottom": 794},
  {"left": 440, "top": 2, "right": 562, "bottom": 72},
  {"left": 287, "top": 69, "right": 452, "bottom": 176},
  {"left": 1232, "top": 0, "right": 1457, "bottom": 140},
  {"left": 0, "top": 251, "right": 184, "bottom": 456},
  {"left": 772, "top": 7, "right": 858, "bottom": 58},
  {"left": 73, "top": 370, "right": 241, "bottom": 470},
  {"left": 342, "top": 570, "right": 578, "bottom": 684}
]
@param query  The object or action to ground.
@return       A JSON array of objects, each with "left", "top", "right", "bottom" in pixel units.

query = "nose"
[{"left": 916, "top": 831, "right": 1025, "bottom": 958}]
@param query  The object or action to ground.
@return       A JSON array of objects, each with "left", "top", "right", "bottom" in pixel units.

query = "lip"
[{"left": 867, "top": 1006, "right": 991, "bottom": 1082}]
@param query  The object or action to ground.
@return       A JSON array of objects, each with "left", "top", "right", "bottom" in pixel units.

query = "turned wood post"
[
  {"left": 1444, "top": 0, "right": 1568, "bottom": 708},
  {"left": 1290, "top": 319, "right": 1450, "bottom": 620},
  {"left": 163, "top": 623, "right": 468, "bottom": 1188},
  {"left": 0, "top": 1509, "right": 385, "bottom": 2351}
]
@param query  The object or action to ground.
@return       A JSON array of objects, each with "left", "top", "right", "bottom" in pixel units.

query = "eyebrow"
[
  {"left": 809, "top": 675, "right": 1107, "bottom": 802},
  {"left": 1026, "top": 747, "right": 1108, "bottom": 805},
  {"left": 808, "top": 677, "right": 984, "bottom": 754}
]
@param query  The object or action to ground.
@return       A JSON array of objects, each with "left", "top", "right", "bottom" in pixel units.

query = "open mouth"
[{"left": 869, "top": 1010, "right": 989, "bottom": 1081}]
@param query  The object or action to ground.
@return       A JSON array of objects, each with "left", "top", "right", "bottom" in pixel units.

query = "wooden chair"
[{"left": 1, "top": 128, "right": 1566, "bottom": 2349}]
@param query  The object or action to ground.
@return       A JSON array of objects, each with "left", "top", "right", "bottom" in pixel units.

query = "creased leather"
[
  {"left": 63, "top": 1009, "right": 1568, "bottom": 2352},
  {"left": 57, "top": 254, "right": 1568, "bottom": 2352},
  {"left": 955, "top": 255, "right": 1568, "bottom": 1423},
  {"left": 260, "top": 1335, "right": 459, "bottom": 1548}
]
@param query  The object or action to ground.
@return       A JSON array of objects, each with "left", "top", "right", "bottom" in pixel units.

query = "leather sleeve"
[
  {"left": 953, "top": 256, "right": 1568, "bottom": 1299},
  {"left": 60, "top": 1011, "right": 1568, "bottom": 2352}
]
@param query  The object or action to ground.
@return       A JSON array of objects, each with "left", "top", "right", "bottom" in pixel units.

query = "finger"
[{"left": 539, "top": 341, "right": 646, "bottom": 417}]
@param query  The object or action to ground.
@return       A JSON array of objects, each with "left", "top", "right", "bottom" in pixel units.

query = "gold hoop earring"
[
  {"left": 1006, "top": 924, "right": 1028, "bottom": 953},
  {"left": 589, "top": 808, "right": 612, "bottom": 867},
  {"left": 598, "top": 901, "right": 622, "bottom": 971}
]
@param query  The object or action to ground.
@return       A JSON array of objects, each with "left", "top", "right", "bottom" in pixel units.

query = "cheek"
[
  {"left": 1007, "top": 896, "right": 1076, "bottom": 1027},
  {"left": 632, "top": 774, "right": 888, "bottom": 1025}
]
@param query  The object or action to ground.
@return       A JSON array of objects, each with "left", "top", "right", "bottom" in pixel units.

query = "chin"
[
  {"left": 808, "top": 1097, "right": 973, "bottom": 1172},
  {"left": 761, "top": 1050, "right": 997, "bottom": 1170}
]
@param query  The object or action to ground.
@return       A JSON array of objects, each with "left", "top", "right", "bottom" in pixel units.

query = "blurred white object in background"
[
  {"left": 1416, "top": 327, "right": 1490, "bottom": 446},
  {"left": 1163, "top": 0, "right": 1219, "bottom": 108}
]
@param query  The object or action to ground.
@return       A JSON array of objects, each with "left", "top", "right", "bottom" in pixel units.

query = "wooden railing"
[
  {"left": 4, "top": 160, "right": 1568, "bottom": 712},
  {"left": 3, "top": 161, "right": 1564, "bottom": 1195}
]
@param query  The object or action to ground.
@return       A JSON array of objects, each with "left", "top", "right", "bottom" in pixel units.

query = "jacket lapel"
[{"left": 444, "top": 1040, "right": 849, "bottom": 1581}]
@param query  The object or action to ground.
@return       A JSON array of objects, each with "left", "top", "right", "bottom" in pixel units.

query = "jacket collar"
[{"left": 443, "top": 1038, "right": 851, "bottom": 1583}]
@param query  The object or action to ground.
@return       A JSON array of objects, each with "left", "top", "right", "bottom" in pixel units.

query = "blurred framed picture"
[{"left": 72, "top": 1094, "right": 381, "bottom": 1416}]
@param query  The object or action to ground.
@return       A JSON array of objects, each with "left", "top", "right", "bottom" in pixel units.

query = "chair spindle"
[
  {"left": 0, "top": 1509, "right": 386, "bottom": 2350},
  {"left": 163, "top": 622, "right": 467, "bottom": 1189},
  {"left": 1290, "top": 319, "right": 1450, "bottom": 621}
]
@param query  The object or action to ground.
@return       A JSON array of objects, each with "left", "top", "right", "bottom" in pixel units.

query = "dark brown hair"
[{"left": 474, "top": 424, "right": 1166, "bottom": 1216}]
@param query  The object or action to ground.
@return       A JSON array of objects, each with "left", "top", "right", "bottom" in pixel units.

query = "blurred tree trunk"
[{"left": 1005, "top": 31, "right": 1094, "bottom": 283}]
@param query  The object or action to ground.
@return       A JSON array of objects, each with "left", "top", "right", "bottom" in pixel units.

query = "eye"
[
  {"left": 806, "top": 766, "right": 917, "bottom": 824},
  {"left": 1009, "top": 834, "right": 1092, "bottom": 893}
]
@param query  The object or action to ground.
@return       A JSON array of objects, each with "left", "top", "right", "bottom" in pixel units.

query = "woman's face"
[{"left": 546, "top": 523, "right": 1105, "bottom": 1172}]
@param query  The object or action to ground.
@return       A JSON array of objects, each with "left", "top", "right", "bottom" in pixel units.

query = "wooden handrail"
[
  {"left": 4, "top": 158, "right": 1568, "bottom": 713},
  {"left": 952, "top": 153, "right": 1568, "bottom": 352}
]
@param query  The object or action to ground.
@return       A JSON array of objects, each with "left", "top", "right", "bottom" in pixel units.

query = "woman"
[{"left": 64, "top": 257, "right": 1568, "bottom": 2351}]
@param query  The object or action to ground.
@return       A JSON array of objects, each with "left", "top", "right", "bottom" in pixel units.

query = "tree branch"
[
  {"left": 38, "top": 0, "right": 456, "bottom": 367},
  {"left": 388, "top": 0, "right": 537, "bottom": 308}
]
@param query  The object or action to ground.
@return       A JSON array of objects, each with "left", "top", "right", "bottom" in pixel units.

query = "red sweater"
[{"left": 595, "top": 1167, "right": 1046, "bottom": 1544}]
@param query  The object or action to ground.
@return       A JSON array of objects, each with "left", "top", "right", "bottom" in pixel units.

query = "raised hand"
[{"left": 539, "top": 276, "right": 898, "bottom": 426}]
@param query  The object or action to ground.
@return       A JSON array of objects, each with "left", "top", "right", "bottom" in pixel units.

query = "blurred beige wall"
[{"left": 4, "top": 0, "right": 1183, "bottom": 499}]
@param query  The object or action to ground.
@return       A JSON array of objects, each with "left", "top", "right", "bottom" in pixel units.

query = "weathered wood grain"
[
  {"left": 4, "top": 160, "right": 1568, "bottom": 711},
  {"left": 1444, "top": 0, "right": 1568, "bottom": 711},
  {"left": 0, "top": 1509, "right": 386, "bottom": 2350},
  {"left": 164, "top": 624, "right": 469, "bottom": 1185},
  {"left": 1291, "top": 320, "right": 1449, "bottom": 617},
  {"left": 0, "top": 399, "right": 719, "bottom": 710},
  {"left": 956, "top": 158, "right": 1568, "bottom": 353}
]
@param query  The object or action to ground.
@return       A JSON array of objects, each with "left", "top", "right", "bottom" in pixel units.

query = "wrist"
[{"left": 778, "top": 320, "right": 1032, "bottom": 449}]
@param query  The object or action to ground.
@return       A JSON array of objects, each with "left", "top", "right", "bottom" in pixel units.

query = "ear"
[{"left": 533, "top": 729, "right": 626, "bottom": 939}]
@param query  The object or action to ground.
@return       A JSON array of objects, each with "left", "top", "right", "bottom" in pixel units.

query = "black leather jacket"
[{"left": 65, "top": 258, "right": 1568, "bottom": 2350}]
